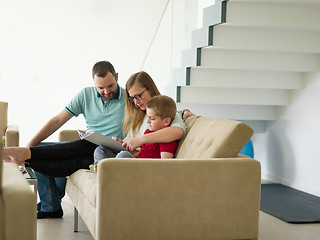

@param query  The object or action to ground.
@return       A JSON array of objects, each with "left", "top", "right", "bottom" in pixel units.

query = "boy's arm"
[{"left": 160, "top": 152, "right": 174, "bottom": 159}]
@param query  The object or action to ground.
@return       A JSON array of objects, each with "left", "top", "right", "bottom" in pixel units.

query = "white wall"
[
  {"left": 254, "top": 72, "right": 320, "bottom": 196},
  {"left": 0, "top": 0, "right": 168, "bottom": 145}
]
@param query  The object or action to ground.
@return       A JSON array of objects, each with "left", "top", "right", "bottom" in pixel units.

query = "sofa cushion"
[
  {"left": 0, "top": 138, "right": 3, "bottom": 186},
  {"left": 1, "top": 162, "right": 37, "bottom": 240},
  {"left": 67, "top": 169, "right": 97, "bottom": 207},
  {"left": 176, "top": 116, "right": 253, "bottom": 159}
]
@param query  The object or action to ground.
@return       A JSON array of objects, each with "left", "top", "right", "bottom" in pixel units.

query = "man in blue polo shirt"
[{"left": 27, "top": 61, "right": 126, "bottom": 219}]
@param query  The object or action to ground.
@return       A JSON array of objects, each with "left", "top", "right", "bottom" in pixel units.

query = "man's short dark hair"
[{"left": 92, "top": 61, "right": 116, "bottom": 78}]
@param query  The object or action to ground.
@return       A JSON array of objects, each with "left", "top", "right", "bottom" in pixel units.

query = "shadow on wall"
[{"left": 265, "top": 120, "right": 296, "bottom": 183}]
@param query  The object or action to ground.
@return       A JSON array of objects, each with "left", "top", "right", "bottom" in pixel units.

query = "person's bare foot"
[{"left": 3, "top": 147, "right": 31, "bottom": 166}]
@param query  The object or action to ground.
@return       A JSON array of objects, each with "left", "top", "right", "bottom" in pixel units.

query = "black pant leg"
[{"left": 27, "top": 140, "right": 97, "bottom": 177}]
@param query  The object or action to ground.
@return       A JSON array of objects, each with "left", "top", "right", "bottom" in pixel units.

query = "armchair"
[
  {"left": 0, "top": 102, "right": 19, "bottom": 147},
  {"left": 0, "top": 138, "right": 37, "bottom": 240}
]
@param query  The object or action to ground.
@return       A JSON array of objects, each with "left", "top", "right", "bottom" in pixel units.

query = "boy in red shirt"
[{"left": 128, "top": 95, "right": 179, "bottom": 159}]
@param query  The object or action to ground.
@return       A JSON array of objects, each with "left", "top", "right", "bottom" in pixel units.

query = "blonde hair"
[
  {"left": 123, "top": 71, "right": 161, "bottom": 137},
  {"left": 147, "top": 95, "right": 176, "bottom": 123}
]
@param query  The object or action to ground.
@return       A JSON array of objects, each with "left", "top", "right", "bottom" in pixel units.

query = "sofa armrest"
[
  {"left": 1, "top": 162, "right": 36, "bottom": 240},
  {"left": 96, "top": 158, "right": 261, "bottom": 240},
  {"left": 5, "top": 125, "right": 19, "bottom": 147},
  {"left": 59, "top": 130, "right": 81, "bottom": 142}
]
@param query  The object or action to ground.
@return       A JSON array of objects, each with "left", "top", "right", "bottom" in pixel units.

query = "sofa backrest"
[
  {"left": 175, "top": 116, "right": 254, "bottom": 159},
  {"left": 0, "top": 102, "right": 8, "bottom": 139},
  {"left": 0, "top": 136, "right": 3, "bottom": 187}
]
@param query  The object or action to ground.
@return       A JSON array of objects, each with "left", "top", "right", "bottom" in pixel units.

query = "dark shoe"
[
  {"left": 37, "top": 209, "right": 63, "bottom": 219},
  {"left": 37, "top": 202, "right": 41, "bottom": 211}
]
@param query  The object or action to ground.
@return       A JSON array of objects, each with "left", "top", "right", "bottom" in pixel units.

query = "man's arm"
[{"left": 27, "top": 109, "right": 73, "bottom": 147}]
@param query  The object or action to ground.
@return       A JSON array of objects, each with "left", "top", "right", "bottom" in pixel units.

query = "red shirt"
[{"left": 137, "top": 129, "right": 179, "bottom": 158}]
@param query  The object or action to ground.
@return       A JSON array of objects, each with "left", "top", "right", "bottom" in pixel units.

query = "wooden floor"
[{"left": 36, "top": 194, "right": 320, "bottom": 240}]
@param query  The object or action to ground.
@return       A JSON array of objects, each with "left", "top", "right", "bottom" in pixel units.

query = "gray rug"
[{"left": 260, "top": 184, "right": 320, "bottom": 224}]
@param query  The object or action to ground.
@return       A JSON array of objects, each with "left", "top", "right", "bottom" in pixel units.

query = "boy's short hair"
[{"left": 146, "top": 95, "right": 177, "bottom": 123}]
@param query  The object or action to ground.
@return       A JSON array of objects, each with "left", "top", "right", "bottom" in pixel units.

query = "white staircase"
[{"left": 167, "top": 0, "right": 320, "bottom": 132}]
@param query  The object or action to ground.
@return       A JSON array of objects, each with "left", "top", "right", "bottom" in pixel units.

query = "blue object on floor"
[{"left": 240, "top": 139, "right": 254, "bottom": 158}]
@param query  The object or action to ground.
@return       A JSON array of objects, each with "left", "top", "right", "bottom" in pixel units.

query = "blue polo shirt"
[{"left": 65, "top": 85, "right": 126, "bottom": 139}]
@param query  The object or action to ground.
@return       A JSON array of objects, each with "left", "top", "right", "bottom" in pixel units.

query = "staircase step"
[
  {"left": 202, "top": 1, "right": 226, "bottom": 28},
  {"left": 191, "top": 27, "right": 209, "bottom": 49},
  {"left": 181, "top": 48, "right": 198, "bottom": 68},
  {"left": 191, "top": 1, "right": 226, "bottom": 54},
  {"left": 226, "top": 0, "right": 320, "bottom": 30},
  {"left": 199, "top": 47, "right": 320, "bottom": 72},
  {"left": 176, "top": 102, "right": 278, "bottom": 121},
  {"left": 188, "top": 67, "right": 304, "bottom": 89},
  {"left": 172, "top": 68, "right": 188, "bottom": 86},
  {"left": 211, "top": 23, "right": 320, "bottom": 53},
  {"left": 177, "top": 86, "right": 290, "bottom": 106}
]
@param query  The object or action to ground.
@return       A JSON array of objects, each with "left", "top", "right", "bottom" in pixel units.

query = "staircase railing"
[{"left": 140, "top": 0, "right": 171, "bottom": 70}]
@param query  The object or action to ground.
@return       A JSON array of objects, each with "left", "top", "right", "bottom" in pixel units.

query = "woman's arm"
[{"left": 123, "top": 126, "right": 184, "bottom": 152}]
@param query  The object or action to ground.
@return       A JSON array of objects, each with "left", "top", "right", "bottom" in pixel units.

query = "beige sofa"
[
  {"left": 62, "top": 116, "right": 261, "bottom": 240},
  {"left": 0, "top": 139, "right": 37, "bottom": 240}
]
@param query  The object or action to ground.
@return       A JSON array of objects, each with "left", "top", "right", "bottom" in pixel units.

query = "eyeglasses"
[{"left": 128, "top": 88, "right": 148, "bottom": 102}]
